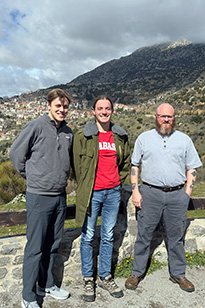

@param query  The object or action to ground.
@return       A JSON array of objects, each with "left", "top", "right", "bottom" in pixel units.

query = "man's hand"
[{"left": 132, "top": 189, "right": 142, "bottom": 209}]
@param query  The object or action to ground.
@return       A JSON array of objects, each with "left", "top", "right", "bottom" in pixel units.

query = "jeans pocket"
[
  {"left": 182, "top": 188, "right": 190, "bottom": 202},
  {"left": 184, "top": 191, "right": 190, "bottom": 199}
]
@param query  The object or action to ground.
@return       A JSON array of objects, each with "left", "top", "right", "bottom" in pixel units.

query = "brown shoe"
[
  {"left": 98, "top": 275, "right": 124, "bottom": 298},
  {"left": 125, "top": 274, "right": 142, "bottom": 290},
  {"left": 169, "top": 276, "right": 195, "bottom": 292},
  {"left": 83, "top": 277, "right": 95, "bottom": 302}
]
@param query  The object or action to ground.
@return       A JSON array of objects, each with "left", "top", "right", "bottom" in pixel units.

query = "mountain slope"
[
  {"left": 68, "top": 40, "right": 205, "bottom": 103},
  {"left": 9, "top": 40, "right": 205, "bottom": 105}
]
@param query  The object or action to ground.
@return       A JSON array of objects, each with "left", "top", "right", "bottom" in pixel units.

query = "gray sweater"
[{"left": 9, "top": 113, "right": 73, "bottom": 195}]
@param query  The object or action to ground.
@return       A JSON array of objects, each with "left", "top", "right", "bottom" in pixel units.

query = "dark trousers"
[
  {"left": 22, "top": 192, "right": 67, "bottom": 302},
  {"left": 132, "top": 184, "right": 190, "bottom": 278}
]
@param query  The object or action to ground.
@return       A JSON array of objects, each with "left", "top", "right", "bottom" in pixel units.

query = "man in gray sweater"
[{"left": 9, "top": 88, "right": 73, "bottom": 308}]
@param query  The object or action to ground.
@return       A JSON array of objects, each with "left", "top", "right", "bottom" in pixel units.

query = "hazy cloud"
[{"left": 0, "top": 0, "right": 205, "bottom": 97}]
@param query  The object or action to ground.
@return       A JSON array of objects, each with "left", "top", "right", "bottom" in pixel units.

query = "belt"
[{"left": 142, "top": 182, "right": 184, "bottom": 192}]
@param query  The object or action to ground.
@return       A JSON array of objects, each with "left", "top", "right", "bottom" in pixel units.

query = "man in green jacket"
[{"left": 73, "top": 95, "right": 130, "bottom": 302}]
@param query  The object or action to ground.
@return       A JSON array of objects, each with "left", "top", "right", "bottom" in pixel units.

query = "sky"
[{"left": 0, "top": 0, "right": 205, "bottom": 98}]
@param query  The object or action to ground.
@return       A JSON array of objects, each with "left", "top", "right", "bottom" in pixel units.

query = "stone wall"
[{"left": 0, "top": 187, "right": 205, "bottom": 293}]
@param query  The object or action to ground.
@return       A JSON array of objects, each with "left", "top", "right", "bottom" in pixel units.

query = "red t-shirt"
[{"left": 93, "top": 131, "right": 120, "bottom": 190}]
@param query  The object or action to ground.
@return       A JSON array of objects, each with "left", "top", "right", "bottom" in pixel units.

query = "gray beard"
[
  {"left": 159, "top": 125, "right": 173, "bottom": 135},
  {"left": 155, "top": 118, "right": 175, "bottom": 136}
]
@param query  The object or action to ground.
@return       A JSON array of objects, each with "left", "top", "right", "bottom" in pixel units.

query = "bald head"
[
  {"left": 156, "top": 103, "right": 175, "bottom": 116},
  {"left": 155, "top": 103, "right": 175, "bottom": 135}
]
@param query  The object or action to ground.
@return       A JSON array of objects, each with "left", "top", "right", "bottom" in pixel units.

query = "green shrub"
[
  {"left": 191, "top": 115, "right": 203, "bottom": 123},
  {"left": 185, "top": 250, "right": 205, "bottom": 266},
  {"left": 0, "top": 161, "right": 26, "bottom": 204}
]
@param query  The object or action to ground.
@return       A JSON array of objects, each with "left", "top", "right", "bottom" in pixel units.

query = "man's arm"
[
  {"left": 9, "top": 122, "right": 35, "bottom": 179},
  {"left": 186, "top": 168, "right": 197, "bottom": 197},
  {"left": 131, "top": 165, "right": 142, "bottom": 209}
]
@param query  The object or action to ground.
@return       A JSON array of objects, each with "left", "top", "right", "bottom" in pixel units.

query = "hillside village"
[
  {"left": 0, "top": 94, "right": 137, "bottom": 143},
  {"left": 0, "top": 95, "right": 89, "bottom": 141},
  {"left": 0, "top": 85, "right": 204, "bottom": 144},
  {"left": 0, "top": 84, "right": 205, "bottom": 185}
]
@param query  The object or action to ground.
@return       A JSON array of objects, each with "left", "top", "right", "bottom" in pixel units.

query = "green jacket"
[{"left": 73, "top": 121, "right": 130, "bottom": 226}]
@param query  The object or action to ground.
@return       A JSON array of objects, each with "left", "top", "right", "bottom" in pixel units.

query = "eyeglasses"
[{"left": 156, "top": 114, "right": 175, "bottom": 120}]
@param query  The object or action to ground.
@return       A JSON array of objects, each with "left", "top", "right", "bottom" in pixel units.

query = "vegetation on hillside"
[
  {"left": 0, "top": 106, "right": 204, "bottom": 205},
  {"left": 0, "top": 161, "right": 26, "bottom": 204}
]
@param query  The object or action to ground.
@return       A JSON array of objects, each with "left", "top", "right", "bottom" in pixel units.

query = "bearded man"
[{"left": 125, "top": 103, "right": 202, "bottom": 293}]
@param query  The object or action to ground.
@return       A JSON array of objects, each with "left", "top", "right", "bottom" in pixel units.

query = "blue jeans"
[{"left": 81, "top": 185, "right": 121, "bottom": 279}]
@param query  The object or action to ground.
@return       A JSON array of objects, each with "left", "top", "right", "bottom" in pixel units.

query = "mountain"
[
  {"left": 72, "top": 40, "right": 205, "bottom": 85},
  {"left": 10, "top": 39, "right": 205, "bottom": 105},
  {"left": 67, "top": 39, "right": 205, "bottom": 104}
]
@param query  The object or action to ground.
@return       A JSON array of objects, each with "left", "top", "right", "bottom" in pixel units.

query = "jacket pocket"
[
  {"left": 80, "top": 147, "right": 93, "bottom": 156},
  {"left": 80, "top": 148, "right": 94, "bottom": 166}
]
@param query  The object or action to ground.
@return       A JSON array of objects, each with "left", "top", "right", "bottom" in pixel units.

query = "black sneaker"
[
  {"left": 83, "top": 277, "right": 95, "bottom": 302},
  {"left": 98, "top": 274, "right": 124, "bottom": 298}
]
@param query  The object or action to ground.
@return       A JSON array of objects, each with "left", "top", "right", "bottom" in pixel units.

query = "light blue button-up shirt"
[{"left": 131, "top": 129, "right": 202, "bottom": 187}]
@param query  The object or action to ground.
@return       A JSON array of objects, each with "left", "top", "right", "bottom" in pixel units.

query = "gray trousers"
[
  {"left": 22, "top": 192, "right": 67, "bottom": 302},
  {"left": 132, "top": 184, "right": 190, "bottom": 278}
]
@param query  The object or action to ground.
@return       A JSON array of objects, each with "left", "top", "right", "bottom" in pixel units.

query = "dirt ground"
[{"left": 0, "top": 266, "right": 205, "bottom": 308}]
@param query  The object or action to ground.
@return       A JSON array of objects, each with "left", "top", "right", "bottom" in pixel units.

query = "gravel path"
[{"left": 0, "top": 266, "right": 204, "bottom": 308}]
